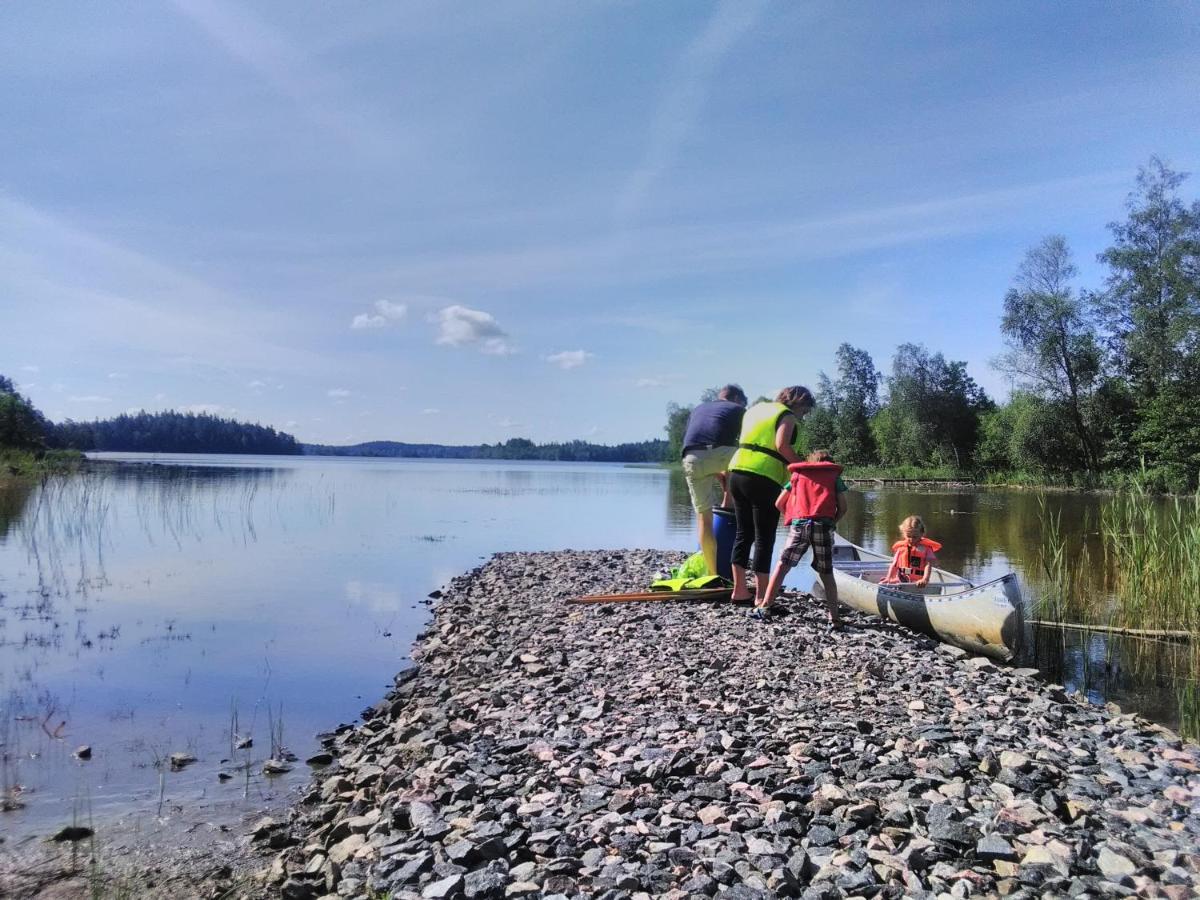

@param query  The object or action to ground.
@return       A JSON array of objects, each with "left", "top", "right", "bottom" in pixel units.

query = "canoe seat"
[{"left": 835, "top": 562, "right": 892, "bottom": 573}]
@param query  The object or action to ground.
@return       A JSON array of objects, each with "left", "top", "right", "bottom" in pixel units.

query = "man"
[{"left": 680, "top": 384, "right": 748, "bottom": 577}]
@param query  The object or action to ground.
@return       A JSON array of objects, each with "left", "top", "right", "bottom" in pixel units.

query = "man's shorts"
[
  {"left": 681, "top": 445, "right": 736, "bottom": 514},
  {"left": 779, "top": 519, "right": 835, "bottom": 573}
]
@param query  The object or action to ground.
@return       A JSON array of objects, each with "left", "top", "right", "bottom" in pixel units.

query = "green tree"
[
  {"left": 811, "top": 344, "right": 880, "bottom": 465},
  {"left": 1098, "top": 157, "right": 1200, "bottom": 395},
  {"left": 998, "top": 236, "right": 1103, "bottom": 469},
  {"left": 0, "top": 375, "right": 50, "bottom": 451},
  {"left": 875, "top": 344, "right": 991, "bottom": 469},
  {"left": 664, "top": 402, "right": 693, "bottom": 461}
]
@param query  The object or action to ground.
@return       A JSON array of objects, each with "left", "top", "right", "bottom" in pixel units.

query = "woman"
[{"left": 725, "top": 386, "right": 814, "bottom": 604}]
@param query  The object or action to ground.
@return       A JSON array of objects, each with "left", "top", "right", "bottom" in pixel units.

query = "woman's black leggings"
[{"left": 729, "top": 470, "right": 782, "bottom": 574}]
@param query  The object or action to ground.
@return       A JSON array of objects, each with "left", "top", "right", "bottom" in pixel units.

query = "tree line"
[
  {"left": 0, "top": 387, "right": 303, "bottom": 456},
  {"left": 666, "top": 158, "right": 1200, "bottom": 491},
  {"left": 303, "top": 437, "right": 668, "bottom": 462},
  {"left": 0, "top": 383, "right": 667, "bottom": 463}
]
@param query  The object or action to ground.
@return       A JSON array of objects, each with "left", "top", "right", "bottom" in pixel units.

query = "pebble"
[{"left": 256, "top": 550, "right": 1200, "bottom": 897}]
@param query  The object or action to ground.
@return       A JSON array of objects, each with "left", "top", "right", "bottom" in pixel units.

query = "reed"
[{"left": 1100, "top": 488, "right": 1200, "bottom": 633}]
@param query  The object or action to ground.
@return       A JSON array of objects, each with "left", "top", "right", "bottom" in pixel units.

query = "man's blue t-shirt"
[{"left": 681, "top": 400, "right": 745, "bottom": 458}]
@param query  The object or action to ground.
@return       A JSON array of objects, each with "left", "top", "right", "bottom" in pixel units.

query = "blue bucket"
[{"left": 712, "top": 507, "right": 736, "bottom": 580}]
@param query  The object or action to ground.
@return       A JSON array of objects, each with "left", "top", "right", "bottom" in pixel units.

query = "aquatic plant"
[{"left": 1100, "top": 488, "right": 1200, "bottom": 633}]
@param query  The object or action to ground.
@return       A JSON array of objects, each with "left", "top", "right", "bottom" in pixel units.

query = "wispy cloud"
[
  {"left": 432, "top": 305, "right": 515, "bottom": 355},
  {"left": 327, "top": 388, "right": 351, "bottom": 398},
  {"left": 635, "top": 376, "right": 676, "bottom": 389},
  {"left": 420, "top": 408, "right": 439, "bottom": 415},
  {"left": 68, "top": 394, "right": 112, "bottom": 403},
  {"left": 20, "top": 365, "right": 40, "bottom": 373},
  {"left": 168, "top": 0, "right": 407, "bottom": 160},
  {"left": 351, "top": 299, "right": 408, "bottom": 330},
  {"left": 615, "top": 0, "right": 769, "bottom": 221},
  {"left": 545, "top": 349, "right": 592, "bottom": 370}
]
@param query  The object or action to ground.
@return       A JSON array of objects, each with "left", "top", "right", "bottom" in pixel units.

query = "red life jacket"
[
  {"left": 890, "top": 537, "right": 942, "bottom": 580},
  {"left": 782, "top": 461, "right": 843, "bottom": 522}
]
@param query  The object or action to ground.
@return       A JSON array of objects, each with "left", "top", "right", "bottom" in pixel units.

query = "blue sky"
[{"left": 3, "top": 1, "right": 1198, "bottom": 445}]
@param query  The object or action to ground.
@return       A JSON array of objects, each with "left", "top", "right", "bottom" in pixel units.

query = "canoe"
[
  {"left": 569, "top": 588, "right": 732, "bottom": 604},
  {"left": 810, "top": 539, "right": 1024, "bottom": 661}
]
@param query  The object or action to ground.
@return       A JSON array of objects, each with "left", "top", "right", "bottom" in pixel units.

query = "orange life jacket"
[
  {"left": 782, "top": 461, "right": 842, "bottom": 522},
  {"left": 890, "top": 537, "right": 942, "bottom": 580}
]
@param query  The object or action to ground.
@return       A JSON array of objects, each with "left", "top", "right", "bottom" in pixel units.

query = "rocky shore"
[{"left": 255, "top": 549, "right": 1199, "bottom": 899}]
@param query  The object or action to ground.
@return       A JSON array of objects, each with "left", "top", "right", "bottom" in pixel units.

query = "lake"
[{"left": 0, "top": 455, "right": 1188, "bottom": 839}]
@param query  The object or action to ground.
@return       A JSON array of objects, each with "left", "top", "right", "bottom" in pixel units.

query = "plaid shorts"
[{"left": 779, "top": 519, "right": 835, "bottom": 573}]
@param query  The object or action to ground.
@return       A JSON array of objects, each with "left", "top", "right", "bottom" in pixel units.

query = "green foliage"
[
  {"left": 809, "top": 344, "right": 880, "bottom": 465},
  {"left": 53, "top": 410, "right": 301, "bottom": 455},
  {"left": 999, "top": 235, "right": 1103, "bottom": 469},
  {"left": 664, "top": 401, "right": 692, "bottom": 461},
  {"left": 1097, "top": 157, "right": 1200, "bottom": 395},
  {"left": 1132, "top": 380, "right": 1200, "bottom": 492},
  {"left": 310, "top": 436, "right": 670, "bottom": 462},
  {"left": 0, "top": 374, "right": 50, "bottom": 451},
  {"left": 875, "top": 343, "right": 990, "bottom": 469}
]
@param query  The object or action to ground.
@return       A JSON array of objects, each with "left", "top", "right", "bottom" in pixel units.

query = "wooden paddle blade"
[{"left": 568, "top": 588, "right": 732, "bottom": 604}]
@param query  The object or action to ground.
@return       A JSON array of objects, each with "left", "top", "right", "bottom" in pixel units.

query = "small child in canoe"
[
  {"left": 881, "top": 515, "right": 942, "bottom": 587},
  {"left": 752, "top": 449, "right": 848, "bottom": 625}
]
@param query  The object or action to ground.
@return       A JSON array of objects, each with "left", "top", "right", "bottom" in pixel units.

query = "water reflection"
[{"left": 0, "top": 459, "right": 1190, "bottom": 839}]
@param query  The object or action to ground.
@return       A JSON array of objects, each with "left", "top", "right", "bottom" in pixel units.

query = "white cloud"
[
  {"left": 345, "top": 579, "right": 402, "bottom": 613},
  {"left": 153, "top": 393, "right": 168, "bottom": 402},
  {"left": 21, "top": 365, "right": 40, "bottom": 373},
  {"left": 635, "top": 374, "right": 682, "bottom": 389},
  {"left": 107, "top": 372, "right": 126, "bottom": 380},
  {"left": 351, "top": 299, "right": 408, "bottom": 330},
  {"left": 546, "top": 349, "right": 592, "bottom": 370},
  {"left": 327, "top": 388, "right": 351, "bottom": 398},
  {"left": 284, "top": 420, "right": 298, "bottom": 429},
  {"left": 432, "top": 305, "right": 515, "bottom": 355},
  {"left": 248, "top": 379, "right": 266, "bottom": 389},
  {"left": 179, "top": 403, "right": 234, "bottom": 415},
  {"left": 496, "top": 417, "right": 524, "bottom": 429},
  {"left": 420, "top": 408, "right": 440, "bottom": 415},
  {"left": 68, "top": 395, "right": 112, "bottom": 403}
]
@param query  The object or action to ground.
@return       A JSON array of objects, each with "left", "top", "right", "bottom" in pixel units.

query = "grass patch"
[
  {"left": 1035, "top": 489, "right": 1200, "bottom": 740},
  {"left": 0, "top": 448, "right": 85, "bottom": 480}
]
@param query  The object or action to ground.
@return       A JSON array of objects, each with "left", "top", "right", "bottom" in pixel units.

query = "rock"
[
  {"left": 50, "top": 825, "right": 93, "bottom": 843},
  {"left": 1096, "top": 845, "right": 1137, "bottom": 879},
  {"left": 168, "top": 752, "right": 196, "bottom": 770},
  {"left": 422, "top": 874, "right": 464, "bottom": 899},
  {"left": 975, "top": 834, "right": 1017, "bottom": 862},
  {"left": 463, "top": 870, "right": 506, "bottom": 899},
  {"left": 307, "top": 752, "right": 334, "bottom": 766},
  {"left": 253, "top": 550, "right": 1200, "bottom": 900},
  {"left": 998, "top": 751, "right": 1030, "bottom": 771},
  {"left": 74, "top": 745, "right": 92, "bottom": 760},
  {"left": 328, "top": 834, "right": 366, "bottom": 865}
]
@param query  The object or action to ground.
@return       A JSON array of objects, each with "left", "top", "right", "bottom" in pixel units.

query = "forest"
[{"left": 666, "top": 159, "right": 1200, "bottom": 491}]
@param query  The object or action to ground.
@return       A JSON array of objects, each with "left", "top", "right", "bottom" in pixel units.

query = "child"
[
  {"left": 881, "top": 515, "right": 942, "bottom": 587},
  {"left": 752, "top": 450, "right": 848, "bottom": 625}
]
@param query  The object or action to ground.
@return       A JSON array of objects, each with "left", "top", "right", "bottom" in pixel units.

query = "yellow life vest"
[{"left": 728, "top": 402, "right": 801, "bottom": 486}]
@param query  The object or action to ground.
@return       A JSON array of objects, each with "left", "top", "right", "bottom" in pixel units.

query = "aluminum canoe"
[{"left": 811, "top": 539, "right": 1024, "bottom": 660}]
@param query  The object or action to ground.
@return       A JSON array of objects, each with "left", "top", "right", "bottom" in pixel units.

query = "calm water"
[{"left": 0, "top": 456, "right": 1184, "bottom": 839}]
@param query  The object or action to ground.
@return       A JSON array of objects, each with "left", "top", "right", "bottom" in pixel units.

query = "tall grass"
[
  {"left": 1101, "top": 488, "right": 1200, "bottom": 633},
  {"left": 1036, "top": 489, "right": 1200, "bottom": 739}
]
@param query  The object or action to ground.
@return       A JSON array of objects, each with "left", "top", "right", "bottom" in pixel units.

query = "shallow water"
[{"left": 0, "top": 456, "right": 1186, "bottom": 839}]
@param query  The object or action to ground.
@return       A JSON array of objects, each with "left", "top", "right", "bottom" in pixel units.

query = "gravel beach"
[{"left": 255, "top": 549, "right": 1200, "bottom": 899}]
